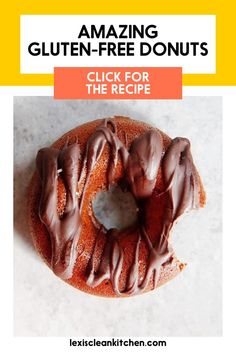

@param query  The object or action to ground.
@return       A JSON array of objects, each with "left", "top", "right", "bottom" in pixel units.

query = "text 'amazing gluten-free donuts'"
[{"left": 28, "top": 116, "right": 206, "bottom": 297}]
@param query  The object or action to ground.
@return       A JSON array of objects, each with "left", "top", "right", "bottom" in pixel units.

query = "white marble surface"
[{"left": 14, "top": 97, "right": 222, "bottom": 337}]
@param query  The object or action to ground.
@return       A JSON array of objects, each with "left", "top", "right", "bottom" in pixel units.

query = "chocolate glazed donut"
[{"left": 29, "top": 116, "right": 206, "bottom": 297}]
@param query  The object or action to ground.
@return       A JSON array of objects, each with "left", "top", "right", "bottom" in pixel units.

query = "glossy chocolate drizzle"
[
  {"left": 36, "top": 143, "right": 81, "bottom": 280},
  {"left": 36, "top": 118, "right": 200, "bottom": 294}
]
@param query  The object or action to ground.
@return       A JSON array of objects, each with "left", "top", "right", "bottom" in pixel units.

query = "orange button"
[{"left": 54, "top": 67, "right": 182, "bottom": 99}]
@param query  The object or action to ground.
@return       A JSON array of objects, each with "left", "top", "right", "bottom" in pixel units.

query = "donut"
[{"left": 28, "top": 116, "right": 206, "bottom": 297}]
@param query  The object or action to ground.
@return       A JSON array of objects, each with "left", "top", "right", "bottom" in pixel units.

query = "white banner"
[{"left": 20, "top": 15, "right": 216, "bottom": 74}]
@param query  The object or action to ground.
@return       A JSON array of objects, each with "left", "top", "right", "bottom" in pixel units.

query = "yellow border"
[{"left": 0, "top": 1, "right": 235, "bottom": 86}]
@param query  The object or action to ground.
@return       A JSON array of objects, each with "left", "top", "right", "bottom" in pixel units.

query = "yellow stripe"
[{"left": 0, "top": 1, "right": 235, "bottom": 86}]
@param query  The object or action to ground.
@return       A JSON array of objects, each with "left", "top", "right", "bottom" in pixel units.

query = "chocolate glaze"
[
  {"left": 127, "top": 130, "right": 163, "bottom": 199},
  {"left": 162, "top": 137, "right": 199, "bottom": 220},
  {"left": 78, "top": 119, "right": 129, "bottom": 211},
  {"left": 36, "top": 143, "right": 81, "bottom": 280},
  {"left": 86, "top": 229, "right": 124, "bottom": 292},
  {"left": 36, "top": 118, "right": 201, "bottom": 295}
]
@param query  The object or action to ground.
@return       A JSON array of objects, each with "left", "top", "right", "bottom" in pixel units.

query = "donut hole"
[{"left": 92, "top": 185, "right": 138, "bottom": 231}]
